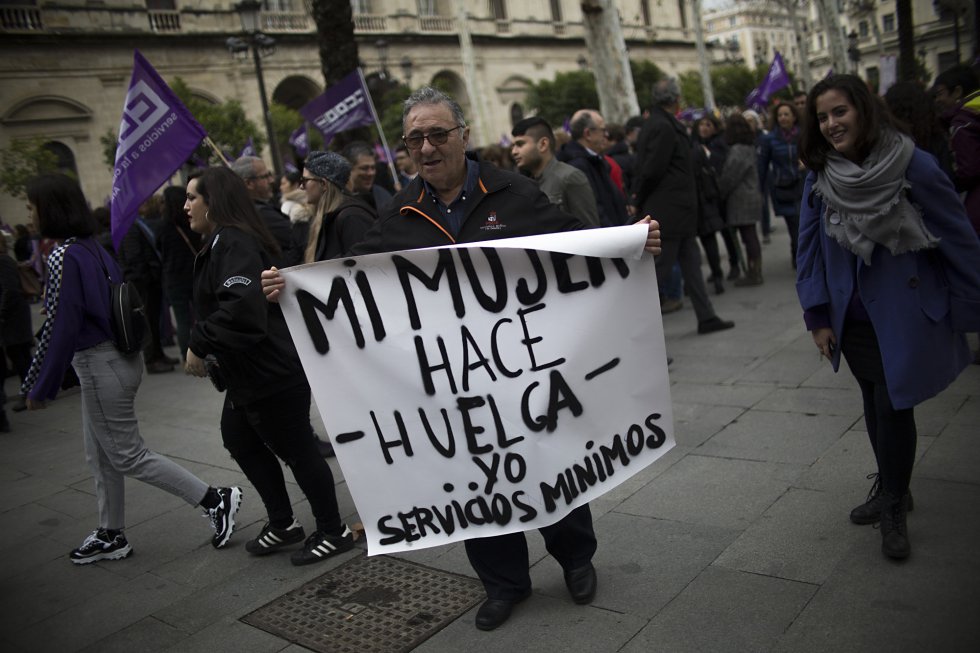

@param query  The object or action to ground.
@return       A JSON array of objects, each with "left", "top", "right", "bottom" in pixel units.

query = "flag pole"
[
  {"left": 357, "top": 67, "right": 402, "bottom": 191},
  {"left": 204, "top": 137, "right": 231, "bottom": 167}
]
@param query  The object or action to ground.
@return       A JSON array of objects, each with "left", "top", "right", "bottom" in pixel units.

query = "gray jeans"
[{"left": 74, "top": 342, "right": 208, "bottom": 530}]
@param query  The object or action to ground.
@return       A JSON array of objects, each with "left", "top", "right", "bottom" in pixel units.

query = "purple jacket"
[
  {"left": 23, "top": 238, "right": 118, "bottom": 401},
  {"left": 796, "top": 149, "right": 980, "bottom": 410}
]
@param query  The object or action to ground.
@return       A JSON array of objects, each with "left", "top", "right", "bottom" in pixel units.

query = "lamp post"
[
  {"left": 847, "top": 29, "right": 860, "bottom": 74},
  {"left": 576, "top": 54, "right": 588, "bottom": 70},
  {"left": 228, "top": 0, "right": 282, "bottom": 175},
  {"left": 400, "top": 56, "right": 414, "bottom": 88},
  {"left": 375, "top": 38, "right": 389, "bottom": 79}
]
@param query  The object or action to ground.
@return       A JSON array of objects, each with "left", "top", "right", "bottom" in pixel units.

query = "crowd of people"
[{"left": 3, "top": 63, "right": 980, "bottom": 632}]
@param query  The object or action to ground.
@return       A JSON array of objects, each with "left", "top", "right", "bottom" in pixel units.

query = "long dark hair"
[
  {"left": 724, "top": 114, "right": 755, "bottom": 146},
  {"left": 192, "top": 167, "right": 280, "bottom": 257},
  {"left": 800, "top": 74, "right": 902, "bottom": 171},
  {"left": 26, "top": 174, "right": 96, "bottom": 239}
]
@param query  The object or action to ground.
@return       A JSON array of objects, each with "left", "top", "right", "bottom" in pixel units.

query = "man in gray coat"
[
  {"left": 632, "top": 79, "right": 734, "bottom": 335},
  {"left": 511, "top": 117, "right": 599, "bottom": 226}
]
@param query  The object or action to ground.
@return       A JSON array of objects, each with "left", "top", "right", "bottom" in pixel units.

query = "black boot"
[
  {"left": 880, "top": 491, "right": 911, "bottom": 560},
  {"left": 850, "top": 473, "right": 914, "bottom": 525}
]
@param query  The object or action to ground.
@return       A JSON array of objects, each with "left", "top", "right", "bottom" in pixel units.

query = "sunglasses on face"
[
  {"left": 402, "top": 126, "right": 462, "bottom": 150},
  {"left": 299, "top": 177, "right": 324, "bottom": 188}
]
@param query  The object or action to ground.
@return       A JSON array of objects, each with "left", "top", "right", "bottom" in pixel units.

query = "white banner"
[{"left": 279, "top": 225, "right": 675, "bottom": 555}]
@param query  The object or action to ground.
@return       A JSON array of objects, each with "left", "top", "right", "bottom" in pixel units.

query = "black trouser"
[
  {"left": 655, "top": 237, "right": 717, "bottom": 323},
  {"left": 699, "top": 233, "right": 723, "bottom": 279},
  {"left": 778, "top": 212, "right": 800, "bottom": 262},
  {"left": 736, "top": 224, "right": 761, "bottom": 260},
  {"left": 841, "top": 320, "right": 917, "bottom": 497},
  {"left": 464, "top": 504, "right": 597, "bottom": 600},
  {"left": 220, "top": 383, "right": 342, "bottom": 534}
]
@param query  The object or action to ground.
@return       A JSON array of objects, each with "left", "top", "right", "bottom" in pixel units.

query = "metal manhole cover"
[{"left": 242, "top": 554, "right": 485, "bottom": 652}]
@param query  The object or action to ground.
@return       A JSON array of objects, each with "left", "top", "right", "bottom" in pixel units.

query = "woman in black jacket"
[{"left": 183, "top": 167, "right": 353, "bottom": 566}]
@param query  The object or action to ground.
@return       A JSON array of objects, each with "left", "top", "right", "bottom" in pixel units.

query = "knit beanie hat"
[{"left": 305, "top": 151, "right": 351, "bottom": 189}]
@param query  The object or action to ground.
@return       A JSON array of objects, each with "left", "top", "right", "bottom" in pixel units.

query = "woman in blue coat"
[{"left": 797, "top": 75, "right": 980, "bottom": 560}]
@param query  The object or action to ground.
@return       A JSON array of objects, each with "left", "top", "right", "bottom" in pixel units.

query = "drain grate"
[{"left": 242, "top": 554, "right": 485, "bottom": 652}]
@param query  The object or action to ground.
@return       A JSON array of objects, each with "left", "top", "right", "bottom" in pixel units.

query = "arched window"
[{"left": 43, "top": 141, "right": 78, "bottom": 178}]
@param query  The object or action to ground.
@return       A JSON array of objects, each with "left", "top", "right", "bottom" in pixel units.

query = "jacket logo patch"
[
  {"left": 480, "top": 211, "right": 506, "bottom": 231},
  {"left": 223, "top": 276, "right": 252, "bottom": 288}
]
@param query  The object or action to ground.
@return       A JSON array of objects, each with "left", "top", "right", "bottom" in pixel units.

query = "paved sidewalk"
[{"left": 1, "top": 229, "right": 978, "bottom": 652}]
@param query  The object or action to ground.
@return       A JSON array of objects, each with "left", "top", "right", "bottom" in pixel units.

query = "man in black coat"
[
  {"left": 559, "top": 109, "right": 629, "bottom": 227},
  {"left": 632, "top": 78, "right": 734, "bottom": 335},
  {"left": 264, "top": 86, "right": 662, "bottom": 632},
  {"left": 231, "top": 156, "right": 302, "bottom": 268}
]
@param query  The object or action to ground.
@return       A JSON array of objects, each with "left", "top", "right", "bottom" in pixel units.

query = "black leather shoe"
[
  {"left": 697, "top": 317, "right": 735, "bottom": 335},
  {"left": 564, "top": 563, "right": 597, "bottom": 604},
  {"left": 475, "top": 590, "right": 530, "bottom": 631}
]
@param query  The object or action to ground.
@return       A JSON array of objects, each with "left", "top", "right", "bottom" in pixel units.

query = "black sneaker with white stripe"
[
  {"left": 290, "top": 525, "right": 355, "bottom": 566},
  {"left": 245, "top": 519, "right": 306, "bottom": 556},
  {"left": 70, "top": 528, "right": 133, "bottom": 565},
  {"left": 205, "top": 486, "right": 242, "bottom": 549}
]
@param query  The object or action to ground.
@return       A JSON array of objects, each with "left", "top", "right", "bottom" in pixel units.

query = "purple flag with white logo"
[
  {"left": 110, "top": 50, "right": 207, "bottom": 250},
  {"left": 289, "top": 124, "right": 309, "bottom": 158},
  {"left": 745, "top": 51, "right": 791, "bottom": 109},
  {"left": 239, "top": 137, "right": 256, "bottom": 158},
  {"left": 300, "top": 70, "right": 374, "bottom": 145}
]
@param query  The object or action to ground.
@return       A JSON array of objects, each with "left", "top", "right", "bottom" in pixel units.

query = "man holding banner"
[{"left": 263, "top": 86, "right": 662, "bottom": 631}]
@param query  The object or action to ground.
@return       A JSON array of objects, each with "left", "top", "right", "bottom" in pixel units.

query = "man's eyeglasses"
[
  {"left": 249, "top": 171, "right": 274, "bottom": 181},
  {"left": 299, "top": 177, "right": 324, "bottom": 188},
  {"left": 402, "top": 126, "right": 462, "bottom": 150}
]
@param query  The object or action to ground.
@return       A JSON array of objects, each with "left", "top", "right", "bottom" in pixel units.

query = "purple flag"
[
  {"left": 239, "top": 137, "right": 256, "bottom": 158},
  {"left": 284, "top": 161, "right": 299, "bottom": 174},
  {"left": 300, "top": 70, "right": 374, "bottom": 145},
  {"left": 289, "top": 124, "right": 309, "bottom": 158},
  {"left": 110, "top": 50, "right": 207, "bottom": 250},
  {"left": 746, "top": 51, "right": 791, "bottom": 109}
]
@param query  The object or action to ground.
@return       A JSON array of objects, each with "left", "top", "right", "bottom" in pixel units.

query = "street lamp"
[
  {"left": 847, "top": 30, "right": 860, "bottom": 74},
  {"left": 229, "top": 0, "right": 283, "bottom": 175},
  {"left": 400, "top": 56, "right": 414, "bottom": 87},
  {"left": 576, "top": 54, "right": 588, "bottom": 70},
  {"left": 375, "top": 38, "right": 389, "bottom": 78}
]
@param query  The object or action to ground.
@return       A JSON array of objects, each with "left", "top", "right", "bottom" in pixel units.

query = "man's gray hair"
[
  {"left": 569, "top": 110, "right": 599, "bottom": 141},
  {"left": 231, "top": 156, "right": 262, "bottom": 180},
  {"left": 651, "top": 78, "right": 681, "bottom": 108},
  {"left": 402, "top": 86, "right": 466, "bottom": 129}
]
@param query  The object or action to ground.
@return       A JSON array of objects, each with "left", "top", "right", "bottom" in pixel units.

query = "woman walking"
[
  {"left": 184, "top": 167, "right": 353, "bottom": 565},
  {"left": 22, "top": 174, "right": 241, "bottom": 564},
  {"left": 760, "top": 102, "right": 806, "bottom": 266},
  {"left": 797, "top": 75, "right": 980, "bottom": 559},
  {"left": 718, "top": 114, "right": 764, "bottom": 286}
]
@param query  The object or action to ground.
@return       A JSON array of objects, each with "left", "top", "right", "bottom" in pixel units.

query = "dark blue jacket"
[{"left": 558, "top": 140, "right": 628, "bottom": 228}]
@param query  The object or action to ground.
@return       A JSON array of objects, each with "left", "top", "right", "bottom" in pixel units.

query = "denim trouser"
[{"left": 74, "top": 342, "right": 208, "bottom": 530}]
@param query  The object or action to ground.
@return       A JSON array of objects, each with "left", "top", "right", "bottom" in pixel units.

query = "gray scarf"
[{"left": 812, "top": 129, "right": 939, "bottom": 264}]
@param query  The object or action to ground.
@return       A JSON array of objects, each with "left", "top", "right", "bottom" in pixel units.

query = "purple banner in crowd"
[
  {"left": 300, "top": 70, "right": 374, "bottom": 145},
  {"left": 239, "top": 137, "right": 256, "bottom": 158},
  {"left": 289, "top": 124, "right": 309, "bottom": 158},
  {"left": 745, "top": 51, "right": 791, "bottom": 109},
  {"left": 110, "top": 50, "right": 206, "bottom": 250}
]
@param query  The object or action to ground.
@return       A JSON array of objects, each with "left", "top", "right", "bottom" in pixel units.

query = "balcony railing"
[
  {"left": 353, "top": 14, "right": 387, "bottom": 31},
  {"left": 0, "top": 5, "right": 42, "bottom": 31},
  {"left": 419, "top": 15, "right": 454, "bottom": 32},
  {"left": 148, "top": 10, "right": 180, "bottom": 33},
  {"left": 262, "top": 11, "right": 311, "bottom": 33},
  {"left": 495, "top": 19, "right": 510, "bottom": 34}
]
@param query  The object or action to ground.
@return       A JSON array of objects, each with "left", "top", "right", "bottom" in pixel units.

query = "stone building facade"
[{"left": 0, "top": 0, "right": 700, "bottom": 223}]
